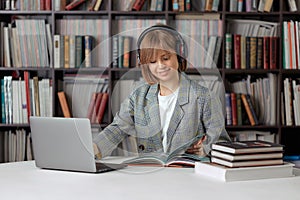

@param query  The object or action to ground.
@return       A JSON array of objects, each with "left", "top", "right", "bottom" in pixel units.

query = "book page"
[{"left": 123, "top": 133, "right": 207, "bottom": 166}]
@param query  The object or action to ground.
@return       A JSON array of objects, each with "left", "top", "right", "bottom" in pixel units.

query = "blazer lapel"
[{"left": 166, "top": 73, "right": 190, "bottom": 152}]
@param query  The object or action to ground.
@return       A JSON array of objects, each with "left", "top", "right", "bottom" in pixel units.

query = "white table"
[{"left": 0, "top": 161, "right": 300, "bottom": 200}]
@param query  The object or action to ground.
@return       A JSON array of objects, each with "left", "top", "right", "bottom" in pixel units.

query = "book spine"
[
  {"left": 211, "top": 0, "right": 219, "bottom": 11},
  {"left": 75, "top": 35, "right": 83, "bottom": 68},
  {"left": 185, "top": 0, "right": 191, "bottom": 11},
  {"left": 245, "top": 36, "right": 251, "bottom": 69},
  {"left": 59, "top": 35, "right": 65, "bottom": 68},
  {"left": 86, "top": 92, "right": 97, "bottom": 120},
  {"left": 240, "top": 36, "right": 246, "bottom": 69},
  {"left": 225, "top": 93, "right": 232, "bottom": 125},
  {"left": 93, "top": 0, "right": 103, "bottom": 11},
  {"left": 256, "top": 37, "right": 263, "bottom": 69},
  {"left": 33, "top": 77, "right": 40, "bottom": 117},
  {"left": 131, "top": 0, "right": 146, "bottom": 11},
  {"left": 225, "top": 33, "right": 232, "bottom": 69},
  {"left": 269, "top": 36, "right": 278, "bottom": 69},
  {"left": 45, "top": 0, "right": 51, "bottom": 10},
  {"left": 57, "top": 91, "right": 71, "bottom": 118},
  {"left": 87, "top": 0, "right": 97, "bottom": 11},
  {"left": 65, "top": 0, "right": 86, "bottom": 11},
  {"left": 92, "top": 93, "right": 103, "bottom": 124},
  {"left": 231, "top": 93, "right": 237, "bottom": 126},
  {"left": 250, "top": 37, "right": 257, "bottom": 69},
  {"left": 118, "top": 36, "right": 124, "bottom": 68},
  {"left": 123, "top": 36, "right": 132, "bottom": 68},
  {"left": 69, "top": 35, "right": 76, "bottom": 68},
  {"left": 112, "top": 36, "right": 118, "bottom": 68},
  {"left": 172, "top": 0, "right": 179, "bottom": 11},
  {"left": 1, "top": 79, "right": 5, "bottom": 123},
  {"left": 241, "top": 94, "right": 257, "bottom": 126},
  {"left": 24, "top": 71, "right": 31, "bottom": 122},
  {"left": 64, "top": 35, "right": 70, "bottom": 69},
  {"left": 156, "top": 0, "right": 164, "bottom": 11},
  {"left": 264, "top": 0, "right": 274, "bottom": 12},
  {"left": 84, "top": 35, "right": 93, "bottom": 67},
  {"left": 263, "top": 36, "right": 270, "bottom": 69},
  {"left": 288, "top": 0, "right": 298, "bottom": 11},
  {"left": 236, "top": 93, "right": 243, "bottom": 126},
  {"left": 237, "top": 0, "right": 243, "bottom": 12},
  {"left": 234, "top": 34, "right": 241, "bottom": 69},
  {"left": 96, "top": 92, "right": 108, "bottom": 123}
]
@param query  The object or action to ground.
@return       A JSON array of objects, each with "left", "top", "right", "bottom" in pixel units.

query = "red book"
[
  {"left": 45, "top": 0, "right": 52, "bottom": 10},
  {"left": 263, "top": 36, "right": 270, "bottom": 69},
  {"left": 269, "top": 37, "right": 278, "bottom": 69},
  {"left": 40, "top": 0, "right": 45, "bottom": 10},
  {"left": 131, "top": 0, "right": 146, "bottom": 11},
  {"left": 65, "top": 0, "right": 86, "bottom": 10},
  {"left": 24, "top": 71, "right": 31, "bottom": 122},
  {"left": 96, "top": 93, "right": 108, "bottom": 124},
  {"left": 86, "top": 93, "right": 97, "bottom": 120},
  {"left": 92, "top": 93, "right": 103, "bottom": 123},
  {"left": 234, "top": 34, "right": 241, "bottom": 69}
]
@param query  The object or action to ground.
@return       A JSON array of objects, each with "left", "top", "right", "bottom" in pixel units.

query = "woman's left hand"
[{"left": 185, "top": 135, "right": 207, "bottom": 156}]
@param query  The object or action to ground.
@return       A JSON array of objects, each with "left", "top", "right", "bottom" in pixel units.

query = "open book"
[{"left": 122, "top": 135, "right": 209, "bottom": 167}]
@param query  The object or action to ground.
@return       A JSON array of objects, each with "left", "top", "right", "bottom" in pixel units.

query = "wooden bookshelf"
[{"left": 0, "top": 0, "right": 300, "bottom": 162}]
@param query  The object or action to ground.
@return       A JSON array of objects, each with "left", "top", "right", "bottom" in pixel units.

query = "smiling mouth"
[{"left": 158, "top": 68, "right": 171, "bottom": 73}]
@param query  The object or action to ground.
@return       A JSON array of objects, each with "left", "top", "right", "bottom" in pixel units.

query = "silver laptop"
[{"left": 29, "top": 116, "right": 126, "bottom": 173}]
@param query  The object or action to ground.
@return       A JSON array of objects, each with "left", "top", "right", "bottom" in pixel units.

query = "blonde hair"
[{"left": 138, "top": 26, "right": 187, "bottom": 84}]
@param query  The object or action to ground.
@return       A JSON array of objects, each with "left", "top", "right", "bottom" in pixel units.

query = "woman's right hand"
[{"left": 93, "top": 143, "right": 102, "bottom": 160}]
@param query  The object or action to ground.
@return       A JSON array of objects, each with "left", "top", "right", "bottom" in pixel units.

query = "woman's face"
[{"left": 148, "top": 50, "right": 179, "bottom": 83}]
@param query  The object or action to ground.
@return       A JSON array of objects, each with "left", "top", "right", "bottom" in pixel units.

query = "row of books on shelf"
[
  {"left": 112, "top": 35, "right": 134, "bottom": 68},
  {"left": 229, "top": 0, "right": 275, "bottom": 12},
  {"left": 113, "top": 0, "right": 167, "bottom": 12},
  {"left": 283, "top": 20, "right": 300, "bottom": 70},
  {"left": 225, "top": 34, "right": 278, "bottom": 70},
  {"left": 225, "top": 93, "right": 259, "bottom": 126},
  {"left": 54, "top": 34, "right": 94, "bottom": 69},
  {"left": 54, "top": 0, "right": 103, "bottom": 11},
  {"left": 226, "top": 73, "right": 278, "bottom": 126},
  {"left": 86, "top": 91, "right": 109, "bottom": 124},
  {"left": 171, "top": 0, "right": 217, "bottom": 12},
  {"left": 56, "top": 19, "right": 109, "bottom": 68},
  {"left": 0, "top": 19, "right": 52, "bottom": 68},
  {"left": 1, "top": 74, "right": 52, "bottom": 125},
  {"left": 1, "top": 129, "right": 34, "bottom": 163},
  {"left": 225, "top": 19, "right": 279, "bottom": 69},
  {"left": 194, "top": 140, "right": 296, "bottom": 182},
  {"left": 282, "top": 77, "right": 300, "bottom": 126},
  {"left": 0, "top": 0, "right": 51, "bottom": 11},
  {"left": 60, "top": 74, "right": 110, "bottom": 122},
  {"left": 65, "top": 0, "right": 103, "bottom": 11}
]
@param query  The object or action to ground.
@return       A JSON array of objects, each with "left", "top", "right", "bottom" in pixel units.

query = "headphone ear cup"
[{"left": 137, "top": 49, "right": 141, "bottom": 64}]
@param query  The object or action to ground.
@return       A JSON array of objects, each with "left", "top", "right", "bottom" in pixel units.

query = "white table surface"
[{"left": 0, "top": 160, "right": 300, "bottom": 200}]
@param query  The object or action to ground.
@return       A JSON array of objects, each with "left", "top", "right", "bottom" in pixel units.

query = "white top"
[
  {"left": 158, "top": 88, "right": 179, "bottom": 152},
  {"left": 0, "top": 160, "right": 300, "bottom": 200}
]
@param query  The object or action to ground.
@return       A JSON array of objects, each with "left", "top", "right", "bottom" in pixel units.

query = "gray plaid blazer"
[{"left": 94, "top": 73, "right": 230, "bottom": 157}]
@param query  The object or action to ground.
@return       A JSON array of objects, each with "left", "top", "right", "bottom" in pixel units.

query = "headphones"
[{"left": 136, "top": 24, "right": 187, "bottom": 65}]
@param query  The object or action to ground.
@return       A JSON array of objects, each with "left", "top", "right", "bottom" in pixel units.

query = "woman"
[{"left": 93, "top": 24, "right": 230, "bottom": 159}]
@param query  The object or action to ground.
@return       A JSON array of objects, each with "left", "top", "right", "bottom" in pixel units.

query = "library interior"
[{"left": 0, "top": 0, "right": 300, "bottom": 199}]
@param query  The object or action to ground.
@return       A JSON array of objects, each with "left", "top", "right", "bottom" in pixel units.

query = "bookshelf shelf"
[{"left": 1, "top": 0, "right": 300, "bottom": 162}]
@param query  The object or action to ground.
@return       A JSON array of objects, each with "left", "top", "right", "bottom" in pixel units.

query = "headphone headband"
[{"left": 136, "top": 25, "right": 187, "bottom": 64}]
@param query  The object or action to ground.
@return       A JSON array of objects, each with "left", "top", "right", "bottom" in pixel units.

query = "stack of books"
[
  {"left": 210, "top": 140, "right": 284, "bottom": 168},
  {"left": 194, "top": 140, "right": 295, "bottom": 182}
]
